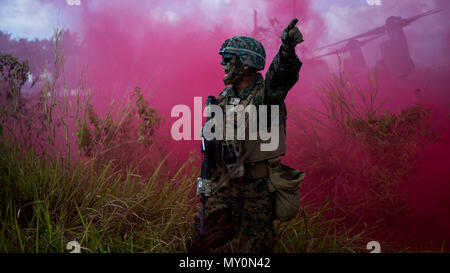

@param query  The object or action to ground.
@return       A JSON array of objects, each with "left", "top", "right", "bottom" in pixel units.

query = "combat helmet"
[{"left": 219, "top": 36, "right": 266, "bottom": 71}]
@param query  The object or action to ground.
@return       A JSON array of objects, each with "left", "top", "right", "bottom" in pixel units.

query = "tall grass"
[
  {"left": 0, "top": 138, "right": 369, "bottom": 253},
  {"left": 0, "top": 139, "right": 199, "bottom": 252}
]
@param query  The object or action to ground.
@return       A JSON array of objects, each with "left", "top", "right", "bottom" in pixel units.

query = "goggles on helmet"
[{"left": 221, "top": 53, "right": 234, "bottom": 64}]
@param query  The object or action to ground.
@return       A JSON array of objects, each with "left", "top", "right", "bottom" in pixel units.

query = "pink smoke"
[{"left": 19, "top": 0, "right": 450, "bottom": 251}]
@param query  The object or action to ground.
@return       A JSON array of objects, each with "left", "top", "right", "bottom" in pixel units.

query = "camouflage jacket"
[
  {"left": 212, "top": 46, "right": 302, "bottom": 169},
  {"left": 216, "top": 46, "right": 301, "bottom": 111}
]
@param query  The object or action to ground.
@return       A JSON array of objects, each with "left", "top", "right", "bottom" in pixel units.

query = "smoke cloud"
[{"left": 1, "top": 0, "right": 449, "bottom": 251}]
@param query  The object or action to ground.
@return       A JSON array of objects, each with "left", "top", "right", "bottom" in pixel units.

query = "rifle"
[{"left": 196, "top": 96, "right": 217, "bottom": 236}]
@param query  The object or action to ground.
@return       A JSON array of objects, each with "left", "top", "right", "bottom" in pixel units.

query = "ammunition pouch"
[{"left": 266, "top": 159, "right": 305, "bottom": 222}]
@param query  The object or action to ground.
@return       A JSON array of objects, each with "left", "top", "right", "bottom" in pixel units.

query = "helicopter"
[{"left": 314, "top": 9, "right": 443, "bottom": 78}]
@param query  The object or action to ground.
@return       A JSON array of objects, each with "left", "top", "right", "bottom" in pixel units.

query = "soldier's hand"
[{"left": 280, "top": 18, "right": 304, "bottom": 50}]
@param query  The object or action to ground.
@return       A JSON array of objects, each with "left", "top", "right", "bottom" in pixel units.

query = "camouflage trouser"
[{"left": 187, "top": 177, "right": 275, "bottom": 253}]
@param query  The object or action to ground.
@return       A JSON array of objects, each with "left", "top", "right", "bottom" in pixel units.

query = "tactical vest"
[{"left": 215, "top": 74, "right": 287, "bottom": 164}]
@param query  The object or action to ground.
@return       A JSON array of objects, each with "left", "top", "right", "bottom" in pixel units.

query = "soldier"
[{"left": 187, "top": 18, "right": 303, "bottom": 253}]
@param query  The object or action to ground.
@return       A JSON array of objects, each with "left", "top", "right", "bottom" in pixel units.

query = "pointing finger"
[{"left": 287, "top": 18, "right": 299, "bottom": 31}]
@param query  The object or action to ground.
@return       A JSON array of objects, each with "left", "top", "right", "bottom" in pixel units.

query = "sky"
[
  {"left": 1, "top": 0, "right": 447, "bottom": 66},
  {"left": 0, "top": 0, "right": 408, "bottom": 40}
]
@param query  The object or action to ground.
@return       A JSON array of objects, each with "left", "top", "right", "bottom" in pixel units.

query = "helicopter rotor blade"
[
  {"left": 312, "top": 35, "right": 383, "bottom": 60},
  {"left": 399, "top": 9, "right": 443, "bottom": 27},
  {"left": 315, "top": 9, "right": 443, "bottom": 51},
  {"left": 312, "top": 42, "right": 355, "bottom": 59},
  {"left": 315, "top": 26, "right": 386, "bottom": 51},
  {"left": 358, "top": 34, "right": 384, "bottom": 46},
  {"left": 312, "top": 50, "right": 345, "bottom": 59}
]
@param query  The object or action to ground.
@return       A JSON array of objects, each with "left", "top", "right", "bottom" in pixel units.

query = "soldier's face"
[{"left": 221, "top": 54, "right": 245, "bottom": 85}]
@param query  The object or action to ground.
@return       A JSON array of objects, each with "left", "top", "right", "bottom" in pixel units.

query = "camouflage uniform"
[{"left": 188, "top": 33, "right": 302, "bottom": 253}]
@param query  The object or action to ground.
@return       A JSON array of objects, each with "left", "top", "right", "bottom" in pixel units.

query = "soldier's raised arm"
[{"left": 265, "top": 18, "right": 303, "bottom": 105}]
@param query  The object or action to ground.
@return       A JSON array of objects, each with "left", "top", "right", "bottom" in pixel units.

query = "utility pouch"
[{"left": 267, "top": 160, "right": 305, "bottom": 222}]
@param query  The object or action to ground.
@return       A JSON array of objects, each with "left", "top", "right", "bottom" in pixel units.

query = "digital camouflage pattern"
[
  {"left": 217, "top": 45, "right": 302, "bottom": 106},
  {"left": 189, "top": 20, "right": 303, "bottom": 253},
  {"left": 215, "top": 44, "right": 302, "bottom": 143},
  {"left": 220, "top": 36, "right": 266, "bottom": 71},
  {"left": 188, "top": 177, "right": 276, "bottom": 253}
]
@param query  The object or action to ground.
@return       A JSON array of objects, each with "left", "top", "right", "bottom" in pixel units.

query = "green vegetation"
[
  {"left": 0, "top": 138, "right": 368, "bottom": 253},
  {"left": 0, "top": 31, "right": 369, "bottom": 253}
]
